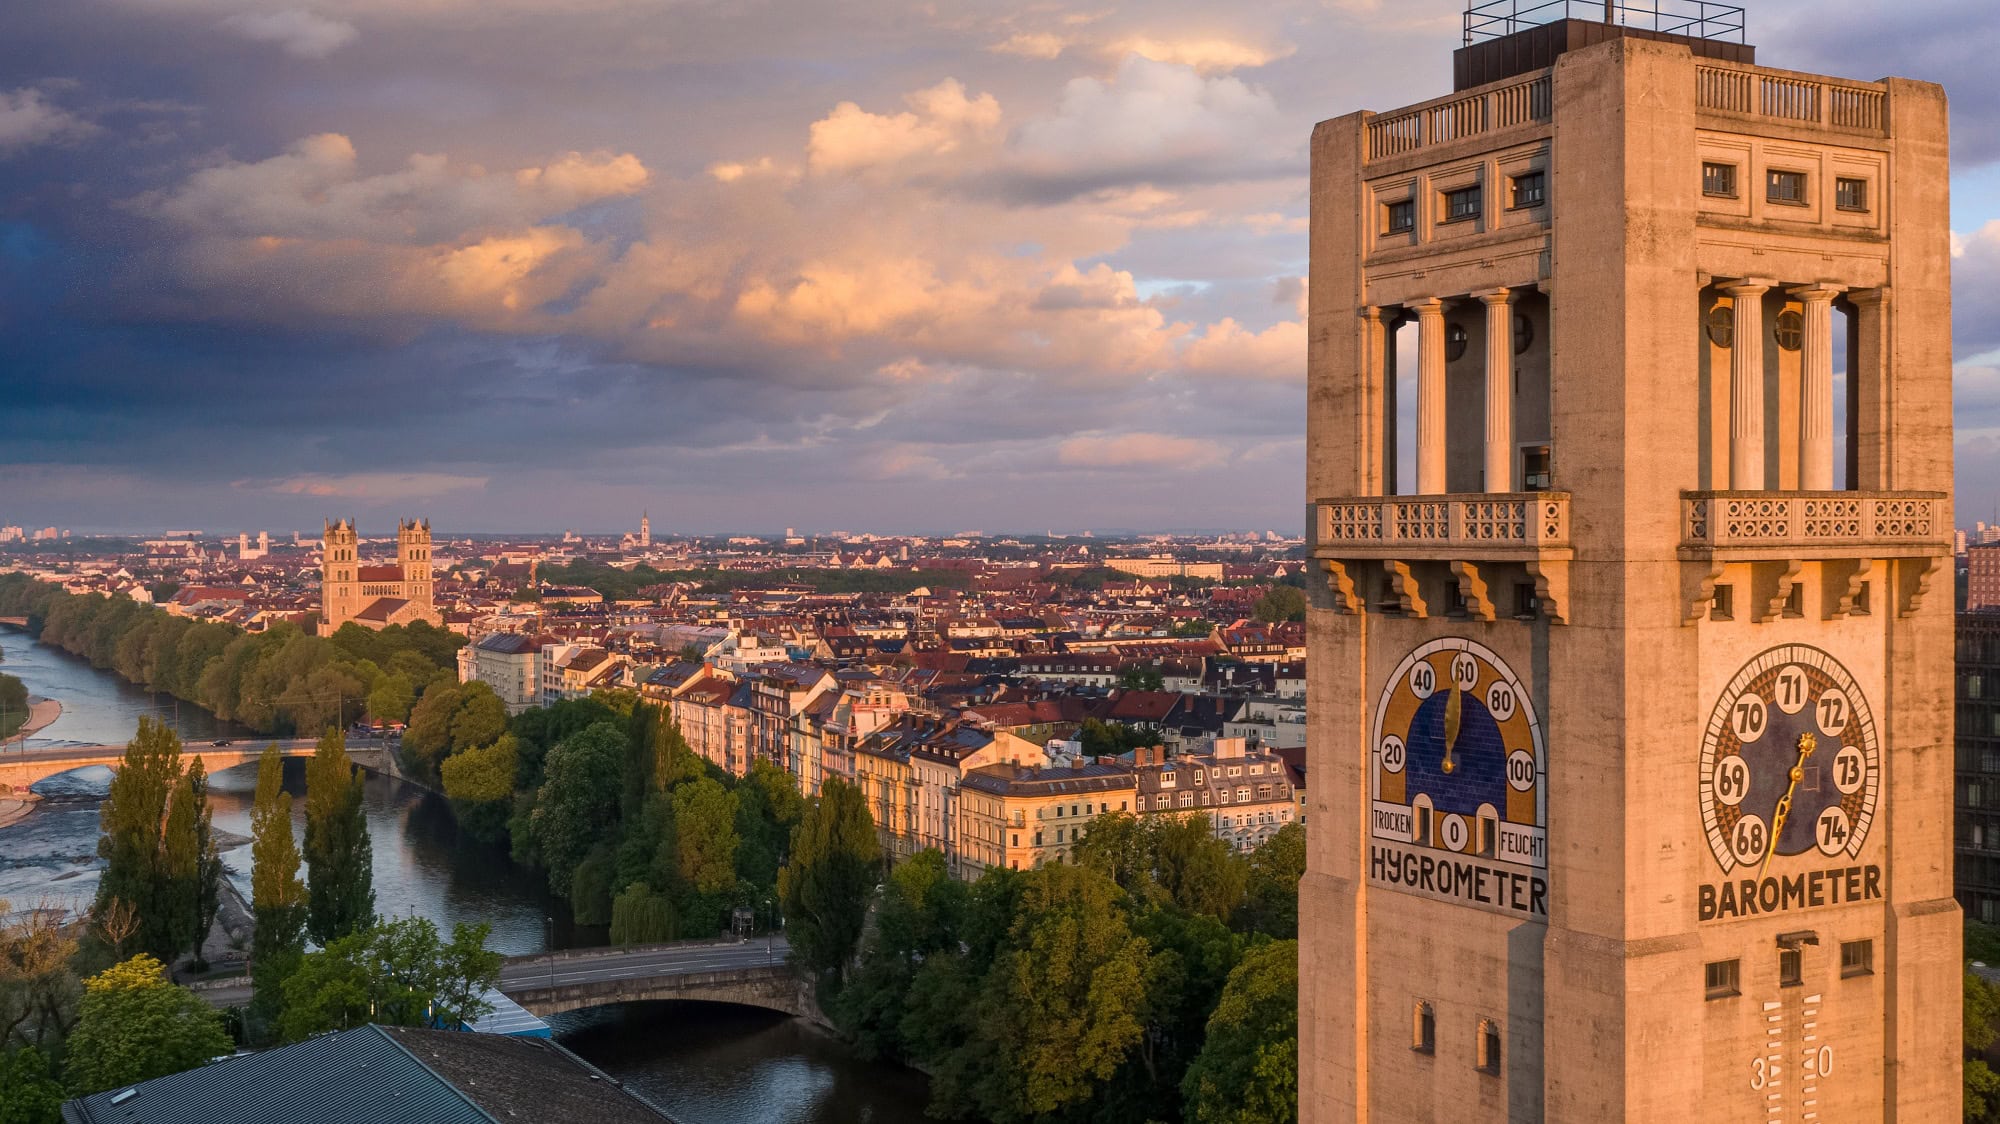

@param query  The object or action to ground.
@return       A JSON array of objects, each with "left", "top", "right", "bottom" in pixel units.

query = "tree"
[
  {"left": 0, "top": 1047, "right": 63, "bottom": 1124},
  {"left": 1253, "top": 586, "right": 1307, "bottom": 624},
  {"left": 184, "top": 758, "right": 224, "bottom": 968},
  {"left": 249, "top": 747, "right": 307, "bottom": 1041},
  {"left": 530, "top": 721, "right": 627, "bottom": 897},
  {"left": 979, "top": 863, "right": 1154, "bottom": 1121},
  {"left": 277, "top": 917, "right": 500, "bottom": 1042},
  {"left": 304, "top": 729, "right": 374, "bottom": 945},
  {"left": 1240, "top": 821, "right": 1305, "bottom": 939},
  {"left": 1181, "top": 940, "right": 1298, "bottom": 1124},
  {"left": 366, "top": 673, "right": 416, "bottom": 726},
  {"left": 831, "top": 849, "right": 965, "bottom": 1062},
  {"left": 1150, "top": 812, "right": 1249, "bottom": 921},
  {"left": 673, "top": 778, "right": 741, "bottom": 897},
  {"left": 1118, "top": 666, "right": 1165, "bottom": 691},
  {"left": 779, "top": 777, "right": 881, "bottom": 986},
  {"left": 440, "top": 735, "right": 519, "bottom": 844},
  {"left": 95, "top": 718, "right": 190, "bottom": 963},
  {"left": 1970, "top": 969, "right": 2000, "bottom": 1123},
  {"left": 609, "top": 883, "right": 673, "bottom": 946},
  {"left": 63, "top": 955, "right": 230, "bottom": 1096},
  {"left": 0, "top": 900, "right": 82, "bottom": 1055}
]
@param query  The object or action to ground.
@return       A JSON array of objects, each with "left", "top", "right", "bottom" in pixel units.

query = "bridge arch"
[{"left": 502, "top": 964, "right": 825, "bottom": 1027}]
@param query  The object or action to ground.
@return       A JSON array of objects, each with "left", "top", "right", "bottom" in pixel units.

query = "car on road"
[{"left": 212, "top": 739, "right": 233, "bottom": 747}]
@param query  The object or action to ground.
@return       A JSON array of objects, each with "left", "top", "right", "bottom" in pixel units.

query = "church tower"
[
  {"left": 321, "top": 518, "right": 360, "bottom": 635},
  {"left": 398, "top": 518, "right": 434, "bottom": 611},
  {"left": 641, "top": 510, "right": 651, "bottom": 548},
  {"left": 1301, "top": 9, "right": 1954, "bottom": 1122}
]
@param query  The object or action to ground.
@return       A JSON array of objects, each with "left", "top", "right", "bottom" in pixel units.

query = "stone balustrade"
[
  {"left": 1680, "top": 491, "right": 1950, "bottom": 557},
  {"left": 1312, "top": 493, "right": 1571, "bottom": 558}
]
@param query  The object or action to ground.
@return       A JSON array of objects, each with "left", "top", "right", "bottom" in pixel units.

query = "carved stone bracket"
[
  {"left": 1525, "top": 560, "right": 1568, "bottom": 624},
  {"left": 1450, "top": 561, "right": 1496, "bottom": 621},
  {"left": 1754, "top": 559, "right": 1805, "bottom": 623},
  {"left": 1320, "top": 559, "right": 1361, "bottom": 614},
  {"left": 1685, "top": 561, "right": 1726, "bottom": 624},
  {"left": 1899, "top": 556, "right": 1941, "bottom": 618},
  {"left": 1826, "top": 558, "right": 1873, "bottom": 620},
  {"left": 1383, "top": 560, "right": 1429, "bottom": 618}
]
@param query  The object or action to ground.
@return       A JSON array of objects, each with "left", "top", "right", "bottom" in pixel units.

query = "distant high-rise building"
[{"left": 1303, "top": 8, "right": 1955, "bottom": 1120}]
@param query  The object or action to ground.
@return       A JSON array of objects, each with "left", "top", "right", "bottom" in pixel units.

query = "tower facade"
[
  {"left": 1301, "top": 16, "right": 1954, "bottom": 1122},
  {"left": 398, "top": 519, "right": 434, "bottom": 608},
  {"left": 321, "top": 518, "right": 361, "bottom": 631},
  {"left": 641, "top": 511, "right": 651, "bottom": 548}
]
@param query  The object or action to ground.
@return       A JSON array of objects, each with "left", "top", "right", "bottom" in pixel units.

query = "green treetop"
[
  {"left": 63, "top": 955, "right": 231, "bottom": 1096},
  {"left": 276, "top": 917, "right": 501, "bottom": 1042},
  {"left": 303, "top": 729, "right": 374, "bottom": 945},
  {"left": 779, "top": 777, "right": 881, "bottom": 988},
  {"left": 249, "top": 746, "right": 307, "bottom": 1040},
  {"left": 94, "top": 717, "right": 189, "bottom": 963},
  {"left": 1181, "top": 939, "right": 1298, "bottom": 1124}
]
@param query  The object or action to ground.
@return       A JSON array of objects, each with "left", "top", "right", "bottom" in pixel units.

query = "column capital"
[
  {"left": 1845, "top": 285, "right": 1890, "bottom": 307},
  {"left": 1788, "top": 282, "right": 1845, "bottom": 304},
  {"left": 1720, "top": 277, "right": 1776, "bottom": 296},
  {"left": 1359, "top": 305, "right": 1389, "bottom": 324},
  {"left": 1474, "top": 287, "right": 1515, "bottom": 306},
  {"left": 1408, "top": 296, "right": 1445, "bottom": 314}
]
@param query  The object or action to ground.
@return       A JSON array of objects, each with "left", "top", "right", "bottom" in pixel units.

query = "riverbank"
[
  {"left": 0, "top": 794, "right": 39, "bottom": 830},
  {"left": 18, "top": 695, "right": 61, "bottom": 739}
]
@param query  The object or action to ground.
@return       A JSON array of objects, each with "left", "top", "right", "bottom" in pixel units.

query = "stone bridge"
[
  {"left": 0, "top": 740, "right": 391, "bottom": 794},
  {"left": 496, "top": 938, "right": 823, "bottom": 1026}
]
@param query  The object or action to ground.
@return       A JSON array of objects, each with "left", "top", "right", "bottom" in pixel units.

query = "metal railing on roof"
[{"left": 1463, "top": 0, "right": 1746, "bottom": 44}]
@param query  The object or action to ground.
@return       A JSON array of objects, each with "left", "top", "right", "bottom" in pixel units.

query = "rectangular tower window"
[
  {"left": 1704, "top": 959, "right": 1740, "bottom": 999},
  {"left": 1412, "top": 1002, "right": 1436, "bottom": 1053},
  {"left": 1836, "top": 177, "right": 1869, "bottom": 212},
  {"left": 1702, "top": 162, "right": 1737, "bottom": 198},
  {"left": 1510, "top": 171, "right": 1545, "bottom": 208},
  {"left": 1477, "top": 1020, "right": 1501, "bottom": 1074},
  {"left": 1840, "top": 939, "right": 1874, "bottom": 977},
  {"left": 1521, "top": 445, "right": 1551, "bottom": 491},
  {"left": 1767, "top": 170, "right": 1808, "bottom": 205},
  {"left": 1385, "top": 199, "right": 1414, "bottom": 234},
  {"left": 1710, "top": 585, "right": 1734, "bottom": 621},
  {"left": 1779, "top": 947, "right": 1803, "bottom": 987},
  {"left": 1443, "top": 185, "right": 1481, "bottom": 223}
]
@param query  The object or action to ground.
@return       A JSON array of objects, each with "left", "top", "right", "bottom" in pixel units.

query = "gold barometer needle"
[{"left": 1761, "top": 732, "right": 1816, "bottom": 877}]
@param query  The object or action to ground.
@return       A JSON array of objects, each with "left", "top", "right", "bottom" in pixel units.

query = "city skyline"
[{"left": 4, "top": 0, "right": 1997, "bottom": 532}]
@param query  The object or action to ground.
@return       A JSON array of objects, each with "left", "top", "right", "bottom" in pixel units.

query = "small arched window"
[{"left": 1412, "top": 1001, "right": 1436, "bottom": 1054}]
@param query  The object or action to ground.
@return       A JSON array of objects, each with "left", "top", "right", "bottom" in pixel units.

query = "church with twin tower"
[
  {"left": 1302, "top": 4, "right": 1956, "bottom": 1119},
  {"left": 319, "top": 518, "right": 441, "bottom": 635}
]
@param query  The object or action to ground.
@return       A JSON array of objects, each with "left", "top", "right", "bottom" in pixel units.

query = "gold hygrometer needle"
[
  {"left": 1441, "top": 669, "right": 1461, "bottom": 775},
  {"left": 1761, "top": 732, "right": 1817, "bottom": 877}
]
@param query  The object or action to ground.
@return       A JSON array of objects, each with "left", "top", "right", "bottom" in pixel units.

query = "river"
[{"left": 0, "top": 628, "right": 936, "bottom": 1124}]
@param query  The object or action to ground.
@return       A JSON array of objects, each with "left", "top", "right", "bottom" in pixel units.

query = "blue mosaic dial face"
[
  {"left": 1699, "top": 645, "right": 1879, "bottom": 874},
  {"left": 1371, "top": 638, "right": 1546, "bottom": 869}
]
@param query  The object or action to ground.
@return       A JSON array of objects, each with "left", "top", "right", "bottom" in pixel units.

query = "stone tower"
[
  {"left": 1301, "top": 11, "right": 1955, "bottom": 1122},
  {"left": 398, "top": 518, "right": 434, "bottom": 609},
  {"left": 321, "top": 518, "right": 360, "bottom": 632},
  {"left": 641, "top": 510, "right": 651, "bottom": 548}
]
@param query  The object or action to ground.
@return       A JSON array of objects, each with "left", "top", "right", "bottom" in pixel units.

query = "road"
[{"left": 191, "top": 935, "right": 793, "bottom": 1010}]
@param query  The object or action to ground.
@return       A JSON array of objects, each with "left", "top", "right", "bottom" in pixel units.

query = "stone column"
[
  {"left": 1791, "top": 284, "right": 1843, "bottom": 491},
  {"left": 1477, "top": 288, "right": 1515, "bottom": 492},
  {"left": 1847, "top": 287, "right": 1891, "bottom": 489},
  {"left": 1360, "top": 306, "right": 1391, "bottom": 495},
  {"left": 1413, "top": 297, "right": 1447, "bottom": 494},
  {"left": 1722, "top": 279, "right": 1773, "bottom": 490}
]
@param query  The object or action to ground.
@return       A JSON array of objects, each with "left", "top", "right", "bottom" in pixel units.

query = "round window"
[
  {"left": 1513, "top": 313, "right": 1533, "bottom": 354},
  {"left": 1705, "top": 306, "right": 1733, "bottom": 348},
  {"left": 1774, "top": 309, "right": 1804, "bottom": 351},
  {"left": 1445, "top": 323, "right": 1469, "bottom": 362}
]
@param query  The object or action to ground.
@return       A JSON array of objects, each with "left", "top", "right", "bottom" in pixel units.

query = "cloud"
[
  {"left": 1181, "top": 317, "right": 1304, "bottom": 381},
  {"left": 237, "top": 471, "right": 489, "bottom": 499},
  {"left": 1000, "top": 56, "right": 1296, "bottom": 201},
  {"left": 1955, "top": 221, "right": 2000, "bottom": 359},
  {"left": 807, "top": 79, "right": 1001, "bottom": 175},
  {"left": 220, "top": 9, "right": 358, "bottom": 58},
  {"left": 1057, "top": 432, "right": 1229, "bottom": 471},
  {"left": 991, "top": 32, "right": 1069, "bottom": 60},
  {"left": 1112, "top": 36, "right": 1295, "bottom": 74},
  {"left": 0, "top": 87, "right": 92, "bottom": 154}
]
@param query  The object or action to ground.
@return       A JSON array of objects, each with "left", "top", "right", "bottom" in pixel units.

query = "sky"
[{"left": 2, "top": 0, "right": 1997, "bottom": 535}]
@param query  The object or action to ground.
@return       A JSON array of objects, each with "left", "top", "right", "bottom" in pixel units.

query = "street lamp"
[{"left": 544, "top": 916, "right": 555, "bottom": 991}]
